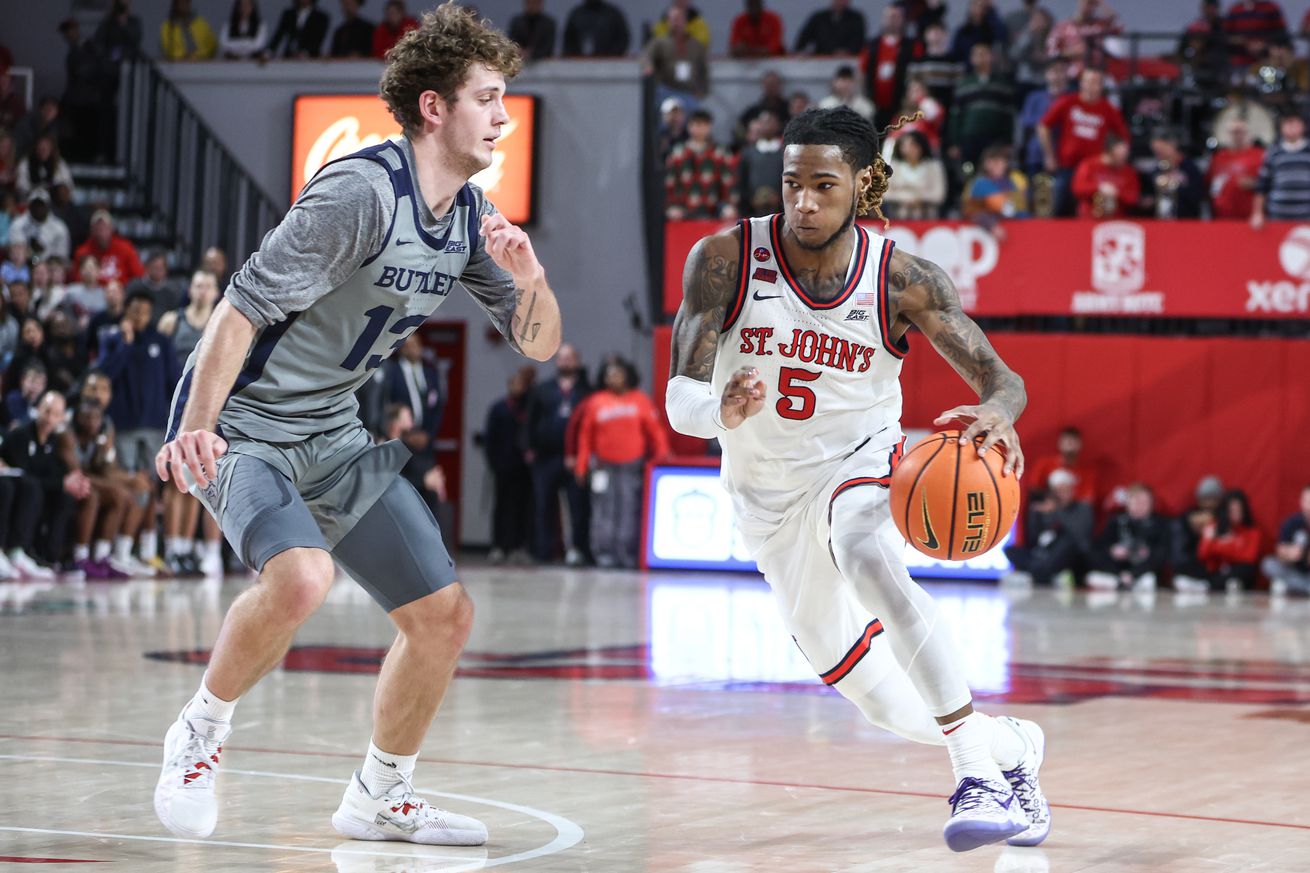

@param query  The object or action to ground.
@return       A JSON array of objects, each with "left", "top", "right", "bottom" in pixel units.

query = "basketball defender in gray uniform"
[{"left": 152, "top": 6, "right": 560, "bottom": 845}]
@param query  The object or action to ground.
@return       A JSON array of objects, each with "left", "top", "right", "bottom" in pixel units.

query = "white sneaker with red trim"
[
  {"left": 331, "top": 770, "right": 487, "bottom": 846},
  {"left": 153, "top": 708, "right": 230, "bottom": 838}
]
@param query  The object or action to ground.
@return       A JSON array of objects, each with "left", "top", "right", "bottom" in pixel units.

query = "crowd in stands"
[{"left": 1003, "top": 427, "right": 1310, "bottom": 595}]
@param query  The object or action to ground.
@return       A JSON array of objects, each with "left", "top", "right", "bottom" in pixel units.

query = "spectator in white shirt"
[
  {"left": 817, "top": 65, "right": 875, "bottom": 121},
  {"left": 8, "top": 189, "right": 71, "bottom": 262},
  {"left": 220, "top": 0, "right": 268, "bottom": 58},
  {"left": 883, "top": 130, "right": 946, "bottom": 219}
]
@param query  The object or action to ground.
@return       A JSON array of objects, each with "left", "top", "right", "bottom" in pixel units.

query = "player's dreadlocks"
[{"left": 782, "top": 107, "right": 924, "bottom": 227}]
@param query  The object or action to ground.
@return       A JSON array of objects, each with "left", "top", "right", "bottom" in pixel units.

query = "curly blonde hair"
[{"left": 379, "top": 2, "right": 524, "bottom": 136}]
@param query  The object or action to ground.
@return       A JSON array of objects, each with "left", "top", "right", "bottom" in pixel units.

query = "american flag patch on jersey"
[{"left": 855, "top": 291, "right": 876, "bottom": 306}]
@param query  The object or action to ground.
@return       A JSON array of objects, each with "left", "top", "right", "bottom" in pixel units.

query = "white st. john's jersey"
[{"left": 712, "top": 214, "right": 908, "bottom": 528}]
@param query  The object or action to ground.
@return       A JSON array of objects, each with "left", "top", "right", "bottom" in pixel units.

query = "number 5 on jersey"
[{"left": 776, "top": 367, "right": 821, "bottom": 420}]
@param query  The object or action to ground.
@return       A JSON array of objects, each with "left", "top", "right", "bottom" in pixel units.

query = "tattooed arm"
[
  {"left": 472, "top": 212, "right": 562, "bottom": 362},
  {"left": 668, "top": 227, "right": 764, "bottom": 430},
  {"left": 887, "top": 248, "right": 1027, "bottom": 476}
]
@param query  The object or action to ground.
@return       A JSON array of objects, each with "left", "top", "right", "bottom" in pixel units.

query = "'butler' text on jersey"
[{"left": 712, "top": 214, "right": 907, "bottom": 528}]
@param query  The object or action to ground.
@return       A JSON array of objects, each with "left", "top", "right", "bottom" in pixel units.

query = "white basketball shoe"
[
  {"left": 942, "top": 775, "right": 1029, "bottom": 852},
  {"left": 998, "top": 716, "right": 1051, "bottom": 847},
  {"left": 332, "top": 770, "right": 488, "bottom": 846},
  {"left": 154, "top": 708, "right": 230, "bottom": 838}
]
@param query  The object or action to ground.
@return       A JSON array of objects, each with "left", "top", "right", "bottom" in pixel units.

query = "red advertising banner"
[{"left": 663, "top": 219, "right": 1310, "bottom": 320}]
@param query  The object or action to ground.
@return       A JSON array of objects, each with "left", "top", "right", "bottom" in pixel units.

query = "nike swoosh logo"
[
  {"left": 396, "top": 239, "right": 414, "bottom": 246},
  {"left": 918, "top": 493, "right": 940, "bottom": 551},
  {"left": 753, "top": 291, "right": 781, "bottom": 301},
  {"left": 942, "top": 723, "right": 964, "bottom": 736},
  {"left": 372, "top": 755, "right": 397, "bottom": 769}
]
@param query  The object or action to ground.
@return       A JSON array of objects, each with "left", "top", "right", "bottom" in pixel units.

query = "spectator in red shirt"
[
  {"left": 1039, "top": 67, "right": 1128, "bottom": 215},
  {"left": 1225, "top": 0, "right": 1287, "bottom": 66},
  {"left": 861, "top": 4, "right": 923, "bottom": 132},
  {"left": 1072, "top": 133, "right": 1139, "bottom": 217},
  {"left": 74, "top": 210, "right": 144, "bottom": 287},
  {"left": 1208, "top": 117, "right": 1265, "bottom": 219},
  {"left": 574, "top": 358, "right": 668, "bottom": 568},
  {"left": 730, "top": 0, "right": 784, "bottom": 58},
  {"left": 372, "top": 0, "right": 418, "bottom": 59},
  {"left": 1027, "top": 426, "right": 1099, "bottom": 506},
  {"left": 1197, "top": 489, "right": 1263, "bottom": 590}
]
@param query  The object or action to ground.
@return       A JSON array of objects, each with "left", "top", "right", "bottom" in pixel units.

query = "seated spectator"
[
  {"left": 372, "top": 0, "right": 418, "bottom": 59},
  {"left": 1214, "top": 86, "right": 1277, "bottom": 149},
  {"left": 730, "top": 0, "right": 785, "bottom": 58},
  {"left": 15, "top": 134, "right": 74, "bottom": 200},
  {"left": 69, "top": 397, "right": 139, "bottom": 579},
  {"left": 331, "top": 0, "right": 375, "bottom": 58},
  {"left": 794, "top": 0, "right": 866, "bottom": 56},
  {"left": 1028, "top": 426, "right": 1098, "bottom": 505},
  {"left": 562, "top": 0, "right": 630, "bottom": 58},
  {"left": 66, "top": 255, "right": 108, "bottom": 321},
  {"left": 788, "top": 90, "right": 812, "bottom": 119},
  {"left": 658, "top": 96, "right": 688, "bottom": 162},
  {"left": 1019, "top": 64, "right": 1068, "bottom": 175},
  {"left": 30, "top": 260, "right": 70, "bottom": 322},
  {"left": 127, "top": 250, "right": 186, "bottom": 317},
  {"left": 220, "top": 0, "right": 268, "bottom": 59},
  {"left": 1087, "top": 483, "right": 1170, "bottom": 591},
  {"left": 862, "top": 5, "right": 923, "bottom": 133},
  {"left": 1172, "top": 475, "right": 1226, "bottom": 590},
  {"left": 508, "top": 0, "right": 556, "bottom": 60},
  {"left": 6, "top": 282, "right": 34, "bottom": 324},
  {"left": 952, "top": 0, "right": 1009, "bottom": 67},
  {"left": 1046, "top": 0, "right": 1122, "bottom": 79},
  {"left": 947, "top": 43, "right": 1016, "bottom": 167},
  {"left": 484, "top": 366, "right": 536, "bottom": 564},
  {"left": 1003, "top": 468, "right": 1092, "bottom": 587},
  {"left": 652, "top": 1, "right": 710, "bottom": 47},
  {"left": 738, "top": 71, "right": 790, "bottom": 138},
  {"left": 3, "top": 359, "right": 46, "bottom": 429},
  {"left": 907, "top": 21, "right": 964, "bottom": 108},
  {"left": 818, "top": 66, "right": 875, "bottom": 121},
  {"left": 665, "top": 110, "right": 738, "bottom": 221},
  {"left": 1039, "top": 68, "right": 1128, "bottom": 216},
  {"left": 0, "top": 132, "right": 16, "bottom": 192},
  {"left": 963, "top": 145, "right": 1030, "bottom": 238},
  {"left": 1251, "top": 110, "right": 1310, "bottom": 228},
  {"left": 160, "top": 0, "right": 219, "bottom": 60},
  {"left": 8, "top": 189, "right": 71, "bottom": 262},
  {"left": 738, "top": 110, "right": 784, "bottom": 217},
  {"left": 1249, "top": 39, "right": 1309, "bottom": 109},
  {"left": 642, "top": 6, "right": 709, "bottom": 104},
  {"left": 0, "top": 391, "right": 86, "bottom": 576},
  {"left": 884, "top": 131, "right": 946, "bottom": 220},
  {"left": 1145, "top": 128, "right": 1205, "bottom": 219},
  {"left": 0, "top": 294, "right": 17, "bottom": 372},
  {"left": 882, "top": 79, "right": 945, "bottom": 158},
  {"left": 267, "top": 0, "right": 328, "bottom": 59},
  {"left": 1073, "top": 134, "right": 1139, "bottom": 217},
  {"left": 1, "top": 239, "right": 30, "bottom": 286},
  {"left": 42, "top": 310, "right": 87, "bottom": 394},
  {"left": 74, "top": 210, "right": 144, "bottom": 288},
  {"left": 13, "top": 97, "right": 65, "bottom": 162},
  {"left": 87, "top": 280, "right": 126, "bottom": 355},
  {"left": 0, "top": 71, "right": 26, "bottom": 131},
  {"left": 49, "top": 184, "right": 88, "bottom": 251},
  {"left": 1192, "top": 489, "right": 1262, "bottom": 591},
  {"left": 201, "top": 245, "right": 230, "bottom": 287},
  {"left": 1261, "top": 484, "right": 1310, "bottom": 596},
  {"left": 1225, "top": 0, "right": 1287, "bottom": 67},
  {"left": 0, "top": 452, "right": 44, "bottom": 579},
  {"left": 573, "top": 358, "right": 668, "bottom": 568},
  {"left": 1009, "top": 6, "right": 1054, "bottom": 86}
]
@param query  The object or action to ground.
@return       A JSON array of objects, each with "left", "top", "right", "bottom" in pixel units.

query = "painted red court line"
[
  {"left": 0, "top": 858, "right": 103, "bottom": 864},
  {"left": 3, "top": 733, "right": 1308, "bottom": 833}
]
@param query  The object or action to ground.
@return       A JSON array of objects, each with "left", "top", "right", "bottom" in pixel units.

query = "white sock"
[
  {"left": 360, "top": 740, "right": 417, "bottom": 797},
  {"left": 73, "top": 544, "right": 90, "bottom": 562},
  {"left": 940, "top": 711, "right": 1007, "bottom": 783},
  {"left": 138, "top": 533, "right": 158, "bottom": 561},
  {"left": 166, "top": 537, "right": 186, "bottom": 559},
  {"left": 201, "top": 540, "right": 221, "bottom": 560},
  {"left": 989, "top": 716, "right": 1026, "bottom": 771},
  {"left": 93, "top": 540, "right": 112, "bottom": 561},
  {"left": 186, "top": 677, "right": 238, "bottom": 723},
  {"left": 114, "top": 535, "right": 134, "bottom": 561}
]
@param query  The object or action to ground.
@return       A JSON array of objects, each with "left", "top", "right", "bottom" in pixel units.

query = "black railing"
[{"left": 117, "top": 55, "right": 282, "bottom": 270}]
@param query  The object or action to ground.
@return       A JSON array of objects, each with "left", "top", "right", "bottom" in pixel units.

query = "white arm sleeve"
[{"left": 665, "top": 375, "right": 726, "bottom": 440}]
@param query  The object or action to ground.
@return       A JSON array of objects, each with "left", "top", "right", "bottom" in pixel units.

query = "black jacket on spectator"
[
  {"left": 93, "top": 12, "right": 143, "bottom": 63},
  {"left": 1093, "top": 511, "right": 1172, "bottom": 576},
  {"left": 95, "top": 326, "right": 179, "bottom": 431},
  {"left": 63, "top": 38, "right": 107, "bottom": 109},
  {"left": 330, "top": 16, "right": 375, "bottom": 57},
  {"left": 485, "top": 397, "right": 530, "bottom": 477},
  {"left": 562, "top": 0, "right": 630, "bottom": 57},
  {"left": 1147, "top": 159, "right": 1206, "bottom": 219},
  {"left": 509, "top": 11, "right": 557, "bottom": 60},
  {"left": 525, "top": 375, "right": 590, "bottom": 458},
  {"left": 794, "top": 8, "right": 867, "bottom": 55},
  {"left": 383, "top": 357, "right": 444, "bottom": 442},
  {"left": 1005, "top": 497, "right": 1093, "bottom": 584},
  {"left": 0, "top": 421, "right": 67, "bottom": 488},
  {"left": 1277, "top": 513, "right": 1310, "bottom": 572},
  {"left": 267, "top": 6, "right": 329, "bottom": 58}
]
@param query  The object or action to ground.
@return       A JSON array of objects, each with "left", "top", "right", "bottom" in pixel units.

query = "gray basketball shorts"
[{"left": 189, "top": 422, "right": 457, "bottom": 612}]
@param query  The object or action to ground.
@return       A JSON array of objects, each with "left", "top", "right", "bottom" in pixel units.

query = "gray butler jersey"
[{"left": 167, "top": 139, "right": 516, "bottom": 443}]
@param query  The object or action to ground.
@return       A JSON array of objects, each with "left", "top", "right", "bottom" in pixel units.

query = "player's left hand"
[
  {"left": 481, "top": 213, "right": 544, "bottom": 288},
  {"left": 934, "top": 403, "right": 1024, "bottom": 478}
]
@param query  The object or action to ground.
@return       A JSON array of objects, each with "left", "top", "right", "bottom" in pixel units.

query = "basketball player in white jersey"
[
  {"left": 666, "top": 108, "right": 1050, "bottom": 852},
  {"left": 151, "top": 5, "right": 560, "bottom": 845}
]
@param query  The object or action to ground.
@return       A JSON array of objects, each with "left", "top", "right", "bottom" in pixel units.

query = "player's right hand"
[
  {"left": 156, "top": 430, "right": 229, "bottom": 493},
  {"left": 720, "top": 366, "right": 767, "bottom": 429}
]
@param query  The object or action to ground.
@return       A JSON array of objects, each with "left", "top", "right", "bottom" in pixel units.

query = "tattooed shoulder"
[
  {"left": 670, "top": 227, "right": 742, "bottom": 381},
  {"left": 886, "top": 248, "right": 961, "bottom": 319}
]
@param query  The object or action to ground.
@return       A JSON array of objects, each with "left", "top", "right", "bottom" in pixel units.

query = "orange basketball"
[{"left": 889, "top": 431, "right": 1020, "bottom": 560}]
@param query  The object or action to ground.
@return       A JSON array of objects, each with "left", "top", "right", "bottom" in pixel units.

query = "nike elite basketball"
[{"left": 889, "top": 431, "right": 1020, "bottom": 560}]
